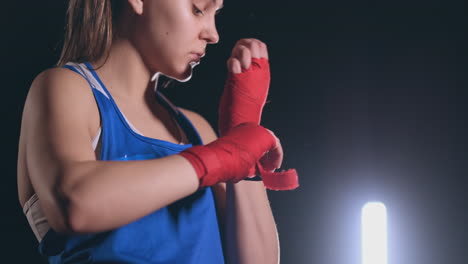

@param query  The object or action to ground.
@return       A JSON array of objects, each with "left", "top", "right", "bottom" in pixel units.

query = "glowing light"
[{"left": 362, "top": 202, "right": 388, "bottom": 264}]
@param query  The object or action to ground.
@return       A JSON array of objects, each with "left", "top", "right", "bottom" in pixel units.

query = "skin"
[{"left": 17, "top": 0, "right": 282, "bottom": 263}]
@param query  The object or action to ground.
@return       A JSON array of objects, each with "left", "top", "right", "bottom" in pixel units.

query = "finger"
[
  {"left": 248, "top": 41, "right": 261, "bottom": 58},
  {"left": 227, "top": 57, "right": 242, "bottom": 74},
  {"left": 270, "top": 135, "right": 283, "bottom": 169},
  {"left": 260, "top": 141, "right": 283, "bottom": 171},
  {"left": 232, "top": 46, "right": 251, "bottom": 71},
  {"left": 258, "top": 41, "right": 269, "bottom": 60},
  {"left": 234, "top": 39, "right": 261, "bottom": 59},
  {"left": 235, "top": 39, "right": 268, "bottom": 60},
  {"left": 259, "top": 130, "right": 283, "bottom": 171},
  {"left": 230, "top": 39, "right": 248, "bottom": 58}
]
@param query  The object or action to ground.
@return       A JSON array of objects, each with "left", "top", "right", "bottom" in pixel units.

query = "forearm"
[
  {"left": 60, "top": 155, "right": 199, "bottom": 234},
  {"left": 225, "top": 181, "right": 280, "bottom": 264}
]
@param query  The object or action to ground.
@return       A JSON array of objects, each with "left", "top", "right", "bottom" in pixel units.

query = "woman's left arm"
[
  {"left": 224, "top": 181, "right": 279, "bottom": 264},
  {"left": 179, "top": 108, "right": 279, "bottom": 264}
]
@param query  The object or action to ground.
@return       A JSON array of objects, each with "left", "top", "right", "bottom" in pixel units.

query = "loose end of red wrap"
[{"left": 256, "top": 162, "right": 299, "bottom": 191}]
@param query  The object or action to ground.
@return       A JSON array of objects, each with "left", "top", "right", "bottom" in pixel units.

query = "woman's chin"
[
  {"left": 159, "top": 62, "right": 197, "bottom": 82},
  {"left": 182, "top": 64, "right": 194, "bottom": 77},
  {"left": 174, "top": 63, "right": 196, "bottom": 82}
]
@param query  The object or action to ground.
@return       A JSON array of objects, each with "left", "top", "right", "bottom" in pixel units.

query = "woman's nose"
[{"left": 200, "top": 18, "right": 219, "bottom": 44}]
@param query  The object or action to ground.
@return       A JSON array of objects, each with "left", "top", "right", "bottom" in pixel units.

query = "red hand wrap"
[
  {"left": 179, "top": 123, "right": 276, "bottom": 187},
  {"left": 218, "top": 57, "right": 299, "bottom": 190},
  {"left": 256, "top": 163, "right": 299, "bottom": 191},
  {"left": 219, "top": 57, "right": 270, "bottom": 137}
]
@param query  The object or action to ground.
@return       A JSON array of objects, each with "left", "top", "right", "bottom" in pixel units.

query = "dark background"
[{"left": 2, "top": 0, "right": 467, "bottom": 263}]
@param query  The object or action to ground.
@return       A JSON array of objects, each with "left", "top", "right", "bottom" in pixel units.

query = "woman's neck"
[{"left": 91, "top": 38, "right": 154, "bottom": 103}]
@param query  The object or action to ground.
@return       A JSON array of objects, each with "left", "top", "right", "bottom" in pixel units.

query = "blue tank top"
[{"left": 37, "top": 62, "right": 225, "bottom": 263}]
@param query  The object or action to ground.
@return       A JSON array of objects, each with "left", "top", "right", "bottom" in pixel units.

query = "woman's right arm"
[{"left": 22, "top": 68, "right": 199, "bottom": 235}]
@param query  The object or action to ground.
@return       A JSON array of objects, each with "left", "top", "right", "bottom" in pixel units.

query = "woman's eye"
[{"left": 193, "top": 5, "right": 204, "bottom": 16}]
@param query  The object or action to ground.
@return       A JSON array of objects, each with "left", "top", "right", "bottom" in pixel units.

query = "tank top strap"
[
  {"left": 63, "top": 62, "right": 112, "bottom": 100},
  {"left": 62, "top": 62, "right": 204, "bottom": 147}
]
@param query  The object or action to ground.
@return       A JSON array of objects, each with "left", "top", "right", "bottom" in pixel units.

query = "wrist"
[{"left": 243, "top": 175, "right": 262, "bottom": 181}]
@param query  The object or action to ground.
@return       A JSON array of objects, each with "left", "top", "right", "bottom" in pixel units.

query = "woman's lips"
[{"left": 190, "top": 53, "right": 202, "bottom": 62}]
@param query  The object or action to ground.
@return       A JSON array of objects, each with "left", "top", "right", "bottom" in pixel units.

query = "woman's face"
[{"left": 128, "top": 0, "right": 222, "bottom": 80}]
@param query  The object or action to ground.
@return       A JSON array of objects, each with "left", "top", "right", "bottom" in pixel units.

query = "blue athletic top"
[{"left": 37, "top": 62, "right": 225, "bottom": 263}]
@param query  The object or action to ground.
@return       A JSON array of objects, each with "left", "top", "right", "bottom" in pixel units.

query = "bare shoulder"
[
  {"left": 27, "top": 67, "right": 93, "bottom": 106},
  {"left": 24, "top": 67, "right": 100, "bottom": 138},
  {"left": 178, "top": 107, "right": 218, "bottom": 144}
]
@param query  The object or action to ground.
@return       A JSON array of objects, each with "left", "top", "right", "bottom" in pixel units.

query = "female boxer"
[{"left": 17, "top": 0, "right": 296, "bottom": 263}]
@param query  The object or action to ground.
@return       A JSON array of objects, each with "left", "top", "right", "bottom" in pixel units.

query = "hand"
[
  {"left": 179, "top": 123, "right": 277, "bottom": 187},
  {"left": 227, "top": 38, "right": 269, "bottom": 74},
  {"left": 251, "top": 128, "right": 299, "bottom": 191},
  {"left": 218, "top": 39, "right": 299, "bottom": 191},
  {"left": 218, "top": 39, "right": 271, "bottom": 136},
  {"left": 255, "top": 129, "right": 283, "bottom": 175}
]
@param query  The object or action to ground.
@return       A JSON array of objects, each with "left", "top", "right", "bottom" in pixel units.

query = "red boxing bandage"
[
  {"left": 179, "top": 123, "right": 276, "bottom": 187},
  {"left": 218, "top": 57, "right": 299, "bottom": 191},
  {"left": 256, "top": 163, "right": 299, "bottom": 191},
  {"left": 218, "top": 57, "right": 270, "bottom": 137}
]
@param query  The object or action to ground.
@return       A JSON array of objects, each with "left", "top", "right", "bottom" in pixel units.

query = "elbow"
[
  {"left": 44, "top": 189, "right": 86, "bottom": 235},
  {"left": 58, "top": 188, "right": 90, "bottom": 234},
  {"left": 55, "top": 176, "right": 91, "bottom": 234},
  {"left": 66, "top": 203, "right": 90, "bottom": 234}
]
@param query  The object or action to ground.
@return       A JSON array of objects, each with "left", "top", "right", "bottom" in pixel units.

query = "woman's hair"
[
  {"left": 56, "top": 0, "right": 123, "bottom": 67},
  {"left": 56, "top": 0, "right": 174, "bottom": 88}
]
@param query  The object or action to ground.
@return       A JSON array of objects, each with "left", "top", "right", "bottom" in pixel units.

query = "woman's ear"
[{"left": 127, "top": 0, "right": 144, "bottom": 15}]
